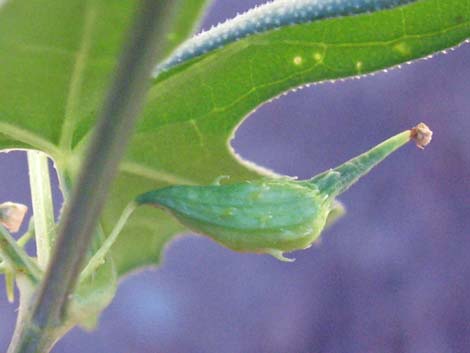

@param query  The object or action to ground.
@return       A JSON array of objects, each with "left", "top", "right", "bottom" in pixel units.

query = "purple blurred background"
[{"left": 1, "top": 1, "right": 470, "bottom": 352}]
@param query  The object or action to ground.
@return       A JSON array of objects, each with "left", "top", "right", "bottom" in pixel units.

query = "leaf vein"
[
  {"left": 0, "top": 121, "right": 61, "bottom": 156},
  {"left": 59, "top": 0, "right": 97, "bottom": 150}
]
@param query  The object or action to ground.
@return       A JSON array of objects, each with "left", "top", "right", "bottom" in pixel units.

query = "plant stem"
[
  {"left": 5, "top": 268, "right": 15, "bottom": 302},
  {"left": 17, "top": 218, "right": 35, "bottom": 248},
  {"left": 27, "top": 151, "right": 56, "bottom": 269},
  {"left": 79, "top": 202, "right": 137, "bottom": 283},
  {"left": 8, "top": 1, "right": 176, "bottom": 352},
  {"left": 0, "top": 225, "right": 41, "bottom": 284}
]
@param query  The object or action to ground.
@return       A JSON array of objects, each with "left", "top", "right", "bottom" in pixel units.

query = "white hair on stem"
[{"left": 154, "top": 0, "right": 417, "bottom": 75}]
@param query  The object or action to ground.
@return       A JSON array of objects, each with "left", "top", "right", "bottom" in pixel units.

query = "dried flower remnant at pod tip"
[
  {"left": 0, "top": 202, "right": 28, "bottom": 233},
  {"left": 411, "top": 123, "right": 433, "bottom": 149}
]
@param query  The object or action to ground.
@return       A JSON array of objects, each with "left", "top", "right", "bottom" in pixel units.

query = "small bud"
[{"left": 0, "top": 202, "right": 28, "bottom": 233}]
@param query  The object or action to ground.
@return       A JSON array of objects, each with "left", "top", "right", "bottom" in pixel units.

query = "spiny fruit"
[{"left": 136, "top": 123, "right": 432, "bottom": 261}]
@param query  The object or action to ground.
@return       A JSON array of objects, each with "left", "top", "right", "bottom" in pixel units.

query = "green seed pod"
[
  {"left": 136, "top": 123, "right": 432, "bottom": 261},
  {"left": 138, "top": 179, "right": 328, "bottom": 261}
]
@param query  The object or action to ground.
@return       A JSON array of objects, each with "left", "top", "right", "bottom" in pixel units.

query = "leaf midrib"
[
  {"left": 0, "top": 121, "right": 60, "bottom": 156},
  {"left": 59, "top": 0, "right": 97, "bottom": 151},
  {"left": 0, "top": 121, "right": 192, "bottom": 186}
]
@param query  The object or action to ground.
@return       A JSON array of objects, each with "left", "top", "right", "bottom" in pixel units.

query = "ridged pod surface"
[
  {"left": 155, "top": 0, "right": 418, "bottom": 74},
  {"left": 136, "top": 124, "right": 432, "bottom": 260},
  {"left": 137, "top": 180, "right": 329, "bottom": 260}
]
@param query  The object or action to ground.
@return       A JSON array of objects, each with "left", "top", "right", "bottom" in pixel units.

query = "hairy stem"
[
  {"left": 8, "top": 1, "right": 176, "bottom": 352},
  {"left": 27, "top": 151, "right": 56, "bottom": 269},
  {"left": 155, "top": 0, "right": 419, "bottom": 74}
]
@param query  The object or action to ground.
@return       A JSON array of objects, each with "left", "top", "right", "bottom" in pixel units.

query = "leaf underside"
[{"left": 0, "top": 0, "right": 468, "bottom": 276}]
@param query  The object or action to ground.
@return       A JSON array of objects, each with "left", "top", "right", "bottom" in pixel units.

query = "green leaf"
[
  {"left": 0, "top": 0, "right": 469, "bottom": 277},
  {"left": 114, "top": 0, "right": 470, "bottom": 275},
  {"left": 0, "top": 0, "right": 138, "bottom": 154}
]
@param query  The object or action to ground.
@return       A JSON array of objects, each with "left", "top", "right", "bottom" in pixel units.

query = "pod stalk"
[
  {"left": 79, "top": 202, "right": 137, "bottom": 283},
  {"left": 311, "top": 123, "right": 432, "bottom": 198}
]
